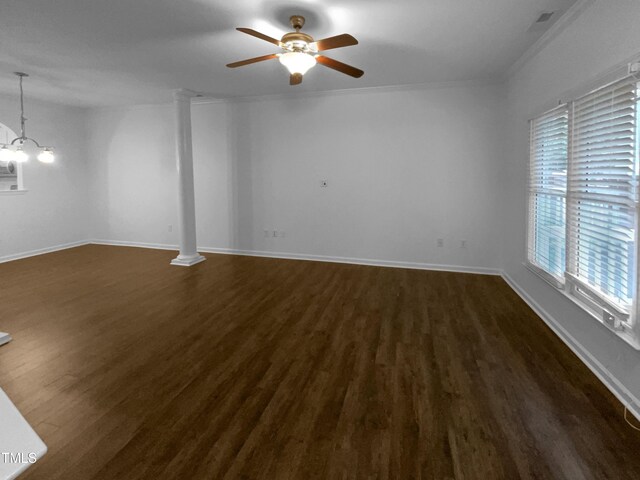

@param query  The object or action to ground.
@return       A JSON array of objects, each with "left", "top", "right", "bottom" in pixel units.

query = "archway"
[{"left": 0, "top": 122, "right": 22, "bottom": 192}]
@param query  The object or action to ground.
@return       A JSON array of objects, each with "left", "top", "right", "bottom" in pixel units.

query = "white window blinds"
[
  {"left": 528, "top": 105, "right": 569, "bottom": 281},
  {"left": 567, "top": 77, "right": 639, "bottom": 316}
]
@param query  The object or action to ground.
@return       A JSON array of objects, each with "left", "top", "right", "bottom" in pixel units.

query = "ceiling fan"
[{"left": 227, "top": 15, "right": 364, "bottom": 85}]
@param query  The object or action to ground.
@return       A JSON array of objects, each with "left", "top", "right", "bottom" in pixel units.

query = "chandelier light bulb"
[
  {"left": 37, "top": 148, "right": 55, "bottom": 164},
  {"left": 0, "top": 145, "right": 13, "bottom": 162},
  {"left": 279, "top": 52, "right": 317, "bottom": 75},
  {"left": 14, "top": 146, "right": 28, "bottom": 163}
]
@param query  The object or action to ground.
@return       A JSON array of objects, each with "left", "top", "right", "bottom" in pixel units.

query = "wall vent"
[{"left": 536, "top": 12, "right": 555, "bottom": 23}]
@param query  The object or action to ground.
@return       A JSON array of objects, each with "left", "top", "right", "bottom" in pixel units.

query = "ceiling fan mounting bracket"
[{"left": 290, "top": 15, "right": 305, "bottom": 30}]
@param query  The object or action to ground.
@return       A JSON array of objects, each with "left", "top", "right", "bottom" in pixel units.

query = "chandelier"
[{"left": 0, "top": 73, "right": 55, "bottom": 164}]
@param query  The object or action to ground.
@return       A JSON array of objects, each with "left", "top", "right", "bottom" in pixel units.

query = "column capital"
[{"left": 173, "top": 89, "right": 200, "bottom": 101}]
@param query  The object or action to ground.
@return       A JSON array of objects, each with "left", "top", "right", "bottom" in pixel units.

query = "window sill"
[
  {"left": 524, "top": 261, "right": 564, "bottom": 290},
  {"left": 0, "top": 189, "right": 28, "bottom": 196},
  {"left": 523, "top": 261, "right": 640, "bottom": 351}
]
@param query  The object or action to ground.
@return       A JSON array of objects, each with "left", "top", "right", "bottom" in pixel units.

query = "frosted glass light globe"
[
  {"left": 279, "top": 52, "right": 316, "bottom": 75},
  {"left": 14, "top": 147, "right": 28, "bottom": 163},
  {"left": 0, "top": 146, "right": 13, "bottom": 162},
  {"left": 38, "top": 148, "right": 55, "bottom": 164}
]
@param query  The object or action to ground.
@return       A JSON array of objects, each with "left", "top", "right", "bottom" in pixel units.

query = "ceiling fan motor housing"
[{"left": 281, "top": 31, "right": 315, "bottom": 52}]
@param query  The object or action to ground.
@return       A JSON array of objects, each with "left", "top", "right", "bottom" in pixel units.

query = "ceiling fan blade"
[
  {"left": 290, "top": 73, "right": 303, "bottom": 86},
  {"left": 227, "top": 54, "right": 279, "bottom": 68},
  {"left": 313, "top": 34, "right": 358, "bottom": 52},
  {"left": 316, "top": 55, "right": 364, "bottom": 78},
  {"left": 236, "top": 28, "right": 282, "bottom": 47}
]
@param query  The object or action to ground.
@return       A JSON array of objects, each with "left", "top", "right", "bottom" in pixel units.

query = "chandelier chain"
[{"left": 19, "top": 74, "right": 26, "bottom": 140}]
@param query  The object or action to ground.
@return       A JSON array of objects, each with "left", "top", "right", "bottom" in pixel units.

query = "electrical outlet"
[
  {"left": 460, "top": 240, "right": 467, "bottom": 249},
  {"left": 320, "top": 180, "right": 328, "bottom": 187},
  {"left": 437, "top": 238, "right": 444, "bottom": 248},
  {"left": 273, "top": 230, "right": 278, "bottom": 238}
]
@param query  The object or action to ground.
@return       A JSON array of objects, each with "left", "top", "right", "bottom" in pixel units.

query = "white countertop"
[{"left": 0, "top": 388, "right": 47, "bottom": 480}]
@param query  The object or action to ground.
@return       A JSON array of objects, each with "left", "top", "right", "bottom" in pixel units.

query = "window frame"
[
  {"left": 525, "top": 76, "right": 640, "bottom": 350},
  {"left": 526, "top": 104, "right": 569, "bottom": 291}
]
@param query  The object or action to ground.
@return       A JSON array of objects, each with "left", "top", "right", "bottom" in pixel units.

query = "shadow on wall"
[
  {"left": 227, "top": 102, "right": 254, "bottom": 251},
  {"left": 224, "top": 95, "right": 328, "bottom": 253}
]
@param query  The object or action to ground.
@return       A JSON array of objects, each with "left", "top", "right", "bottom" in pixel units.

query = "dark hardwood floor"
[{"left": 1, "top": 244, "right": 639, "bottom": 479}]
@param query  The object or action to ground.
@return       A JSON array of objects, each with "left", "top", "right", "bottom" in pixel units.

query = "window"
[
  {"left": 567, "top": 77, "right": 639, "bottom": 323},
  {"left": 527, "top": 105, "right": 569, "bottom": 284},
  {"left": 0, "top": 122, "right": 22, "bottom": 192},
  {"left": 527, "top": 75, "right": 640, "bottom": 347}
]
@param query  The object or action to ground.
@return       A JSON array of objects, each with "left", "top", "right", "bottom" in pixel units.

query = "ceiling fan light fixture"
[
  {"left": 278, "top": 51, "right": 317, "bottom": 75},
  {"left": 283, "top": 40, "right": 315, "bottom": 53}
]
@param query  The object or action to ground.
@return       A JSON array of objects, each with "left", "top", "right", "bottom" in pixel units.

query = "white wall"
[
  {"left": 0, "top": 95, "right": 90, "bottom": 261},
  {"left": 503, "top": 0, "right": 640, "bottom": 410},
  {"left": 87, "top": 82, "right": 505, "bottom": 271},
  {"left": 87, "top": 105, "right": 179, "bottom": 247}
]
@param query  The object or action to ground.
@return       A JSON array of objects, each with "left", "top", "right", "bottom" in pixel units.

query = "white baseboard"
[
  {"left": 201, "top": 246, "right": 503, "bottom": 275},
  {"left": 91, "top": 239, "right": 177, "bottom": 251},
  {"left": 90, "top": 239, "right": 501, "bottom": 276},
  {"left": 0, "top": 240, "right": 90, "bottom": 264},
  {"left": 501, "top": 272, "right": 640, "bottom": 422},
  {"left": 0, "top": 332, "right": 11, "bottom": 347}
]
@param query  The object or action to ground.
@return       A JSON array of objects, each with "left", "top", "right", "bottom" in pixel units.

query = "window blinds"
[
  {"left": 567, "top": 77, "right": 639, "bottom": 313},
  {"left": 528, "top": 105, "right": 569, "bottom": 280}
]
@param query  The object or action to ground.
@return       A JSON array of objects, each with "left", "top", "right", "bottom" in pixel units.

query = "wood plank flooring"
[{"left": 1, "top": 244, "right": 639, "bottom": 479}]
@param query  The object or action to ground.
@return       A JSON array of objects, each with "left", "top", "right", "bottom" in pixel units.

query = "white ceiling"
[{"left": 0, "top": 0, "right": 578, "bottom": 106}]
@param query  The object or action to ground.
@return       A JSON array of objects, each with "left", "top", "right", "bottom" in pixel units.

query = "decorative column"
[{"left": 170, "top": 89, "right": 206, "bottom": 267}]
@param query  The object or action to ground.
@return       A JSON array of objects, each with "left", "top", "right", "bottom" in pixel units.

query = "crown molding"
[
  {"left": 507, "top": 0, "right": 596, "bottom": 79},
  {"left": 191, "top": 77, "right": 504, "bottom": 106},
  {"left": 88, "top": 77, "right": 503, "bottom": 112},
  {"left": 173, "top": 89, "right": 201, "bottom": 101}
]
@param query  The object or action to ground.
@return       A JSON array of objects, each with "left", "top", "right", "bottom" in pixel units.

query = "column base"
[
  {"left": 0, "top": 332, "right": 12, "bottom": 347},
  {"left": 170, "top": 254, "right": 206, "bottom": 267}
]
